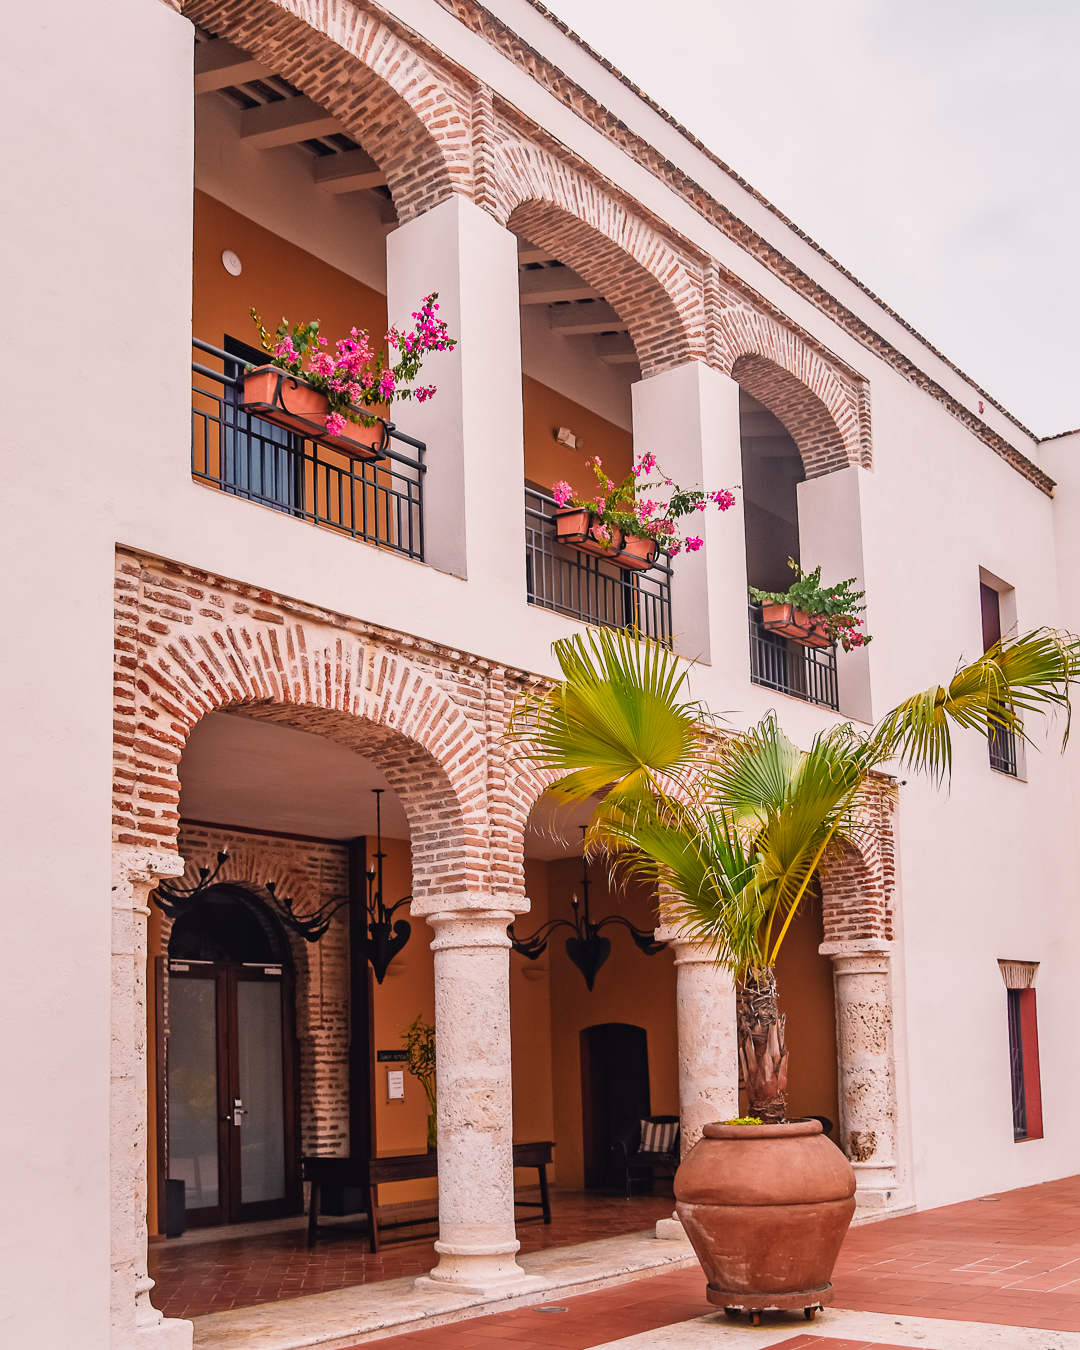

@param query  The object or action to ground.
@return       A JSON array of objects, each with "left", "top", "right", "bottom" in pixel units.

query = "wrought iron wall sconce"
[
  {"left": 508, "top": 830, "right": 666, "bottom": 990},
  {"left": 151, "top": 790, "right": 412, "bottom": 980}
]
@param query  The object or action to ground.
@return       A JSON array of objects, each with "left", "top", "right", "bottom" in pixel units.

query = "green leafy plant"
[
  {"left": 509, "top": 626, "right": 1079, "bottom": 1122},
  {"left": 749, "top": 559, "right": 870, "bottom": 651},
  {"left": 403, "top": 1015, "right": 437, "bottom": 1146}
]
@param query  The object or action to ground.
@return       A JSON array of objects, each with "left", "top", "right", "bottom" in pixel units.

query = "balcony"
[
  {"left": 191, "top": 339, "right": 426, "bottom": 560},
  {"left": 525, "top": 486, "right": 672, "bottom": 642},
  {"left": 748, "top": 604, "right": 839, "bottom": 710}
]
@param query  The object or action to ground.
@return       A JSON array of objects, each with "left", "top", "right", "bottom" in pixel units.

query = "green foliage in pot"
[{"left": 749, "top": 559, "right": 871, "bottom": 651}]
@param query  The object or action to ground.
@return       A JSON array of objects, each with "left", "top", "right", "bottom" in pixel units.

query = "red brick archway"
[{"left": 185, "top": 0, "right": 467, "bottom": 222}]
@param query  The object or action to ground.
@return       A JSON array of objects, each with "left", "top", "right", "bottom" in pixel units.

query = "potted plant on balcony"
[
  {"left": 243, "top": 295, "right": 456, "bottom": 460},
  {"left": 551, "top": 453, "right": 736, "bottom": 571},
  {"left": 750, "top": 560, "right": 871, "bottom": 651},
  {"left": 509, "top": 624, "right": 1078, "bottom": 1320}
]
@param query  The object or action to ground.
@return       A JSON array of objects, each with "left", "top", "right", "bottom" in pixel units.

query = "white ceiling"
[{"left": 179, "top": 711, "right": 589, "bottom": 857}]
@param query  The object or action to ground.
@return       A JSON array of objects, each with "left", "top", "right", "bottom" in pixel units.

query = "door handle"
[{"left": 223, "top": 1099, "right": 248, "bottom": 1127}]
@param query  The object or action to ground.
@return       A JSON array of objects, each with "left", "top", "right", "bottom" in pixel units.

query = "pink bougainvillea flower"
[
  {"left": 325, "top": 412, "right": 347, "bottom": 437},
  {"left": 684, "top": 536, "right": 704, "bottom": 552},
  {"left": 552, "top": 480, "right": 574, "bottom": 507}
]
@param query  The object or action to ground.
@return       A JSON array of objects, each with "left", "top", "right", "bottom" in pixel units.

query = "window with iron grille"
[
  {"left": 981, "top": 581, "right": 1018, "bottom": 777},
  {"left": 1000, "top": 960, "right": 1042, "bottom": 1142}
]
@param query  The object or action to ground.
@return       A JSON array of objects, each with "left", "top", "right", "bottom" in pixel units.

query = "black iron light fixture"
[
  {"left": 508, "top": 829, "right": 666, "bottom": 990},
  {"left": 152, "top": 791, "right": 412, "bottom": 979}
]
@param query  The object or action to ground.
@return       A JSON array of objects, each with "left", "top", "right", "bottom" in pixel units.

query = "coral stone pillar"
[
  {"left": 412, "top": 898, "right": 547, "bottom": 1296},
  {"left": 654, "top": 924, "right": 738, "bottom": 1241},
  {"left": 112, "top": 845, "right": 193, "bottom": 1349},
  {"left": 821, "top": 940, "right": 900, "bottom": 1212}
]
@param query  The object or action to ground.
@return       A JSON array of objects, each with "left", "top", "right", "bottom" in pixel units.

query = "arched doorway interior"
[{"left": 165, "top": 884, "right": 300, "bottom": 1227}]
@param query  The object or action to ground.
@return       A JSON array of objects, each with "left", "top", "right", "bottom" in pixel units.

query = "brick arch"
[
  {"left": 819, "top": 782, "right": 897, "bottom": 944},
  {"left": 114, "top": 560, "right": 495, "bottom": 907},
  {"left": 185, "top": 0, "right": 469, "bottom": 222},
  {"left": 497, "top": 143, "right": 704, "bottom": 378},
  {"left": 717, "top": 298, "right": 871, "bottom": 476}
]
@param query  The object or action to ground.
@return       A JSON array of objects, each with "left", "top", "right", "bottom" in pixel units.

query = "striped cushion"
[{"left": 640, "top": 1119, "right": 678, "bottom": 1154}]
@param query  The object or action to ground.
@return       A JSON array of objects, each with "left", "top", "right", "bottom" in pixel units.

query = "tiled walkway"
[
  {"left": 318, "top": 1175, "right": 1080, "bottom": 1348},
  {"left": 148, "top": 1190, "right": 676, "bottom": 1320}
]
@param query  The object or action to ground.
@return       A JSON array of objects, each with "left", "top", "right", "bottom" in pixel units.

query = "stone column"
[
  {"left": 412, "top": 896, "right": 547, "bottom": 1297},
  {"left": 820, "top": 940, "right": 900, "bottom": 1213},
  {"left": 654, "top": 924, "right": 738, "bottom": 1241},
  {"left": 111, "top": 845, "right": 193, "bottom": 1350}
]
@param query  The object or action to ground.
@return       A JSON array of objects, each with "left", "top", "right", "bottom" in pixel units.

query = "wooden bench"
[{"left": 302, "top": 1141, "right": 554, "bottom": 1251}]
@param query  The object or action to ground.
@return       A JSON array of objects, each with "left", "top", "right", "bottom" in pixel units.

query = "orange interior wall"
[
  {"left": 525, "top": 855, "right": 677, "bottom": 1191},
  {"left": 369, "top": 836, "right": 439, "bottom": 1206},
  {"left": 522, "top": 374, "right": 633, "bottom": 501},
  {"left": 739, "top": 893, "right": 840, "bottom": 1137},
  {"left": 192, "top": 189, "right": 387, "bottom": 357}
]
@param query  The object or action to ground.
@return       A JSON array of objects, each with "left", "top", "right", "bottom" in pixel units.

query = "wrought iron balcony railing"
[
  {"left": 525, "top": 486, "right": 673, "bottom": 643},
  {"left": 748, "top": 603, "right": 839, "bottom": 711},
  {"left": 191, "top": 338, "right": 425, "bottom": 560}
]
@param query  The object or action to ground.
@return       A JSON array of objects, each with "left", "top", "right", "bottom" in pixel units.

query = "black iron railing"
[
  {"left": 748, "top": 604, "right": 839, "bottom": 711},
  {"left": 525, "top": 486, "right": 672, "bottom": 643},
  {"left": 191, "top": 339, "right": 425, "bottom": 560},
  {"left": 989, "top": 724, "right": 1019, "bottom": 777}
]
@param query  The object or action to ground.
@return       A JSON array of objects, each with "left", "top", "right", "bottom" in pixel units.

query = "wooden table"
[{"left": 302, "top": 1141, "right": 554, "bottom": 1251}]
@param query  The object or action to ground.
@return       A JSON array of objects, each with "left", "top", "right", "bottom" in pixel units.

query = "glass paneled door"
[{"left": 167, "top": 960, "right": 299, "bottom": 1226}]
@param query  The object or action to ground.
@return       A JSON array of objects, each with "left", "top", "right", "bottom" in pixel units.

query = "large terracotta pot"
[
  {"left": 675, "top": 1119, "right": 855, "bottom": 1317},
  {"left": 242, "top": 367, "right": 386, "bottom": 461},
  {"left": 761, "top": 602, "right": 832, "bottom": 649},
  {"left": 618, "top": 533, "right": 659, "bottom": 571},
  {"left": 553, "top": 507, "right": 623, "bottom": 559}
]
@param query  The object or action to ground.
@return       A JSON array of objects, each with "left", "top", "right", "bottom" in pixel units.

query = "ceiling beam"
[
  {"left": 518, "top": 242, "right": 560, "bottom": 265},
  {"left": 240, "top": 96, "right": 343, "bottom": 150},
  {"left": 595, "top": 332, "right": 639, "bottom": 365},
  {"left": 548, "top": 301, "right": 627, "bottom": 336},
  {"left": 194, "top": 39, "right": 271, "bottom": 95},
  {"left": 518, "top": 266, "right": 599, "bottom": 305},
  {"left": 314, "top": 148, "right": 387, "bottom": 193}
]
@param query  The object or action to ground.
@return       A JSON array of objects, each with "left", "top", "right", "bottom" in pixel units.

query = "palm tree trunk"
[{"left": 737, "top": 968, "right": 788, "bottom": 1123}]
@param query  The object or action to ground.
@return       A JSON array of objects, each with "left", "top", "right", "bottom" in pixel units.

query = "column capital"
[
  {"left": 654, "top": 923, "right": 720, "bottom": 965},
  {"left": 411, "top": 890, "right": 530, "bottom": 920},
  {"left": 820, "top": 939, "right": 894, "bottom": 959},
  {"left": 112, "top": 844, "right": 184, "bottom": 889}
]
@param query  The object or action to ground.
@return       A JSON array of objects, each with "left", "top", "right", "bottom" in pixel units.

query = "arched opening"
[
  {"left": 512, "top": 792, "right": 678, "bottom": 1204},
  {"left": 506, "top": 198, "right": 682, "bottom": 642}
]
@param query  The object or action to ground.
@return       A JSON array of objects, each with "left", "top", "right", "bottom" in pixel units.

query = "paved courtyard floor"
[
  {"left": 325, "top": 1175, "right": 1080, "bottom": 1350},
  {"left": 150, "top": 1190, "right": 676, "bottom": 1319}
]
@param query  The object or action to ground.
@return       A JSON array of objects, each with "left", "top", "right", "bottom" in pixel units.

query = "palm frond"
[
  {"left": 507, "top": 628, "right": 705, "bottom": 804},
  {"left": 871, "top": 628, "right": 1080, "bottom": 781}
]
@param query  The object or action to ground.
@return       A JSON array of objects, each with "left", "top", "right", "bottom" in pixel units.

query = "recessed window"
[
  {"left": 999, "top": 960, "right": 1042, "bottom": 1141},
  {"left": 980, "top": 576, "right": 1019, "bottom": 777}
]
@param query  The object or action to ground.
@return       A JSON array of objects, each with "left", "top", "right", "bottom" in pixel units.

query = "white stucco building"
[{"left": 3, "top": 1, "right": 1080, "bottom": 1346}]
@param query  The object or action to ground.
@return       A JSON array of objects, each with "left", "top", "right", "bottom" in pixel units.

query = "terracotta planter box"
[
  {"left": 618, "top": 533, "right": 659, "bottom": 571},
  {"left": 553, "top": 507, "right": 623, "bottom": 559},
  {"left": 675, "top": 1119, "right": 856, "bottom": 1317},
  {"left": 761, "top": 602, "right": 832, "bottom": 649},
  {"left": 242, "top": 367, "right": 387, "bottom": 462}
]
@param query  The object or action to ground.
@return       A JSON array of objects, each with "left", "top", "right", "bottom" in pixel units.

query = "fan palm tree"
[{"left": 509, "top": 625, "right": 1078, "bottom": 1123}]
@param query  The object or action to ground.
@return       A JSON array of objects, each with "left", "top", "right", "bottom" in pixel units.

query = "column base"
[
  {"left": 414, "top": 1270, "right": 550, "bottom": 1298},
  {"left": 134, "top": 1319, "right": 193, "bottom": 1349},
  {"left": 655, "top": 1212, "right": 691, "bottom": 1241}
]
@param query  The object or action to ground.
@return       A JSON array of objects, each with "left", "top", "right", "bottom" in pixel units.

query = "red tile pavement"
[
  {"left": 148, "top": 1191, "right": 677, "bottom": 1320},
  {"left": 766, "top": 1340, "right": 924, "bottom": 1350}
]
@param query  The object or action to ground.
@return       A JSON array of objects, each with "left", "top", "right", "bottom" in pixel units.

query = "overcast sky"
[{"left": 547, "top": 0, "right": 1079, "bottom": 439}]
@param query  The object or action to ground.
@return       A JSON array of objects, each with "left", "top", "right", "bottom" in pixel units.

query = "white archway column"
[
  {"left": 386, "top": 194, "right": 525, "bottom": 582},
  {"left": 653, "top": 924, "right": 738, "bottom": 1241},
  {"left": 631, "top": 361, "right": 745, "bottom": 671},
  {"left": 111, "top": 845, "right": 192, "bottom": 1350},
  {"left": 820, "top": 940, "right": 902, "bottom": 1213},
  {"left": 412, "top": 894, "right": 547, "bottom": 1297}
]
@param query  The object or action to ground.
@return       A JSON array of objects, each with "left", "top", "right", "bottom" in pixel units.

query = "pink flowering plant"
[
  {"left": 249, "top": 293, "right": 456, "bottom": 438},
  {"left": 749, "top": 559, "right": 872, "bottom": 651},
  {"left": 552, "top": 452, "right": 736, "bottom": 557}
]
